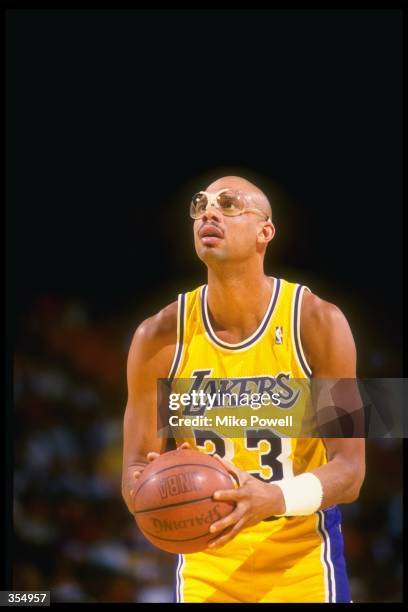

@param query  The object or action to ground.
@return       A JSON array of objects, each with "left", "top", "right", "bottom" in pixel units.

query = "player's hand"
[
  {"left": 145, "top": 441, "right": 192, "bottom": 465},
  {"left": 129, "top": 442, "right": 192, "bottom": 498},
  {"left": 208, "top": 454, "right": 285, "bottom": 549}
]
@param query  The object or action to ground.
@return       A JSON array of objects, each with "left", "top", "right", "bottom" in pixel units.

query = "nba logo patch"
[{"left": 275, "top": 326, "right": 283, "bottom": 344}]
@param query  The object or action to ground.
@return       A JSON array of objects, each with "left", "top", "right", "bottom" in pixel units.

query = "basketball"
[{"left": 132, "top": 449, "right": 236, "bottom": 553}]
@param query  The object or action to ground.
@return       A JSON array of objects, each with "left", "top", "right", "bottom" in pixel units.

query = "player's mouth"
[{"left": 199, "top": 224, "right": 224, "bottom": 245}]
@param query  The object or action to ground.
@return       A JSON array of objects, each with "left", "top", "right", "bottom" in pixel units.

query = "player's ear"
[{"left": 258, "top": 221, "right": 275, "bottom": 244}]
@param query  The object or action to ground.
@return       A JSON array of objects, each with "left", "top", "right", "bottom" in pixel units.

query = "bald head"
[{"left": 206, "top": 175, "right": 272, "bottom": 220}]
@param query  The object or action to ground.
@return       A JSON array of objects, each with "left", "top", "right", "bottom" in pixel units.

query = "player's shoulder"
[
  {"left": 300, "top": 289, "right": 354, "bottom": 364},
  {"left": 301, "top": 289, "right": 347, "bottom": 331},
  {"left": 129, "top": 300, "right": 178, "bottom": 361},
  {"left": 299, "top": 288, "right": 356, "bottom": 375},
  {"left": 138, "top": 300, "right": 179, "bottom": 338}
]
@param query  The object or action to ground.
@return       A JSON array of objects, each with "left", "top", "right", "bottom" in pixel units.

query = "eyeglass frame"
[{"left": 190, "top": 189, "right": 271, "bottom": 222}]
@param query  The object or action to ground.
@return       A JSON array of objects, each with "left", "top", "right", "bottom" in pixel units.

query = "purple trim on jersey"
[
  {"left": 318, "top": 507, "right": 351, "bottom": 603},
  {"left": 293, "top": 285, "right": 312, "bottom": 377},
  {"left": 317, "top": 510, "right": 334, "bottom": 602},
  {"left": 169, "top": 293, "right": 186, "bottom": 380},
  {"left": 174, "top": 554, "right": 182, "bottom": 603},
  {"left": 201, "top": 278, "right": 281, "bottom": 350},
  {"left": 325, "top": 506, "right": 352, "bottom": 603}
]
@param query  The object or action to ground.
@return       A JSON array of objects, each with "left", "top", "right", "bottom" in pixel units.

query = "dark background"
[{"left": 7, "top": 8, "right": 402, "bottom": 603}]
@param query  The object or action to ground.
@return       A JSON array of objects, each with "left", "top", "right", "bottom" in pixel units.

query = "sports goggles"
[{"left": 190, "top": 189, "right": 270, "bottom": 221}]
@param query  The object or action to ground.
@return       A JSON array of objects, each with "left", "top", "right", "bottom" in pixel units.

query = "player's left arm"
[
  {"left": 299, "top": 291, "right": 365, "bottom": 507},
  {"left": 208, "top": 292, "right": 365, "bottom": 548}
]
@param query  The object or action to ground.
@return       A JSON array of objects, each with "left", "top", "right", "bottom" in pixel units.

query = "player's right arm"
[{"left": 121, "top": 301, "right": 178, "bottom": 514}]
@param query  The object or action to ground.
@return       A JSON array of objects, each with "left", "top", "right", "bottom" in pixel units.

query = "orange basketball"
[{"left": 132, "top": 449, "right": 236, "bottom": 553}]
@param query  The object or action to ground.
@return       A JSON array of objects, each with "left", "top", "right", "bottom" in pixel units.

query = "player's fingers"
[
  {"left": 213, "top": 487, "right": 242, "bottom": 502},
  {"left": 177, "top": 442, "right": 192, "bottom": 450},
  {"left": 132, "top": 470, "right": 142, "bottom": 480},
  {"left": 209, "top": 506, "right": 243, "bottom": 535},
  {"left": 213, "top": 455, "right": 250, "bottom": 487},
  {"left": 213, "top": 453, "right": 236, "bottom": 472},
  {"left": 147, "top": 452, "right": 160, "bottom": 462},
  {"left": 207, "top": 524, "right": 234, "bottom": 548},
  {"left": 213, "top": 454, "right": 241, "bottom": 485},
  {"left": 208, "top": 518, "right": 246, "bottom": 549}
]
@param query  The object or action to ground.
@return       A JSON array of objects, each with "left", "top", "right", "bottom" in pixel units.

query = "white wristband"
[{"left": 273, "top": 473, "right": 323, "bottom": 516}]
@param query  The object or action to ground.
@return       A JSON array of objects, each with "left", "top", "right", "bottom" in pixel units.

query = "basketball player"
[{"left": 122, "top": 176, "right": 365, "bottom": 603}]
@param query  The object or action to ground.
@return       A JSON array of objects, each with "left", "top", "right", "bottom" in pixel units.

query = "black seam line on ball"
[
  {"left": 141, "top": 528, "right": 219, "bottom": 543},
  {"left": 133, "top": 494, "right": 215, "bottom": 515},
  {"left": 135, "top": 463, "right": 232, "bottom": 495}
]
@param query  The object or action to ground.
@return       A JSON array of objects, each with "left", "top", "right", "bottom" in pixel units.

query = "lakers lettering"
[{"left": 182, "top": 371, "right": 300, "bottom": 415}]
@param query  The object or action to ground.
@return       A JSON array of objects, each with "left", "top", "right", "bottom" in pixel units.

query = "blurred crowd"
[{"left": 13, "top": 295, "right": 402, "bottom": 602}]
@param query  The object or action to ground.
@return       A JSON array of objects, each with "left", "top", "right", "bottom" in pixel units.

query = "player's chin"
[{"left": 196, "top": 244, "right": 227, "bottom": 262}]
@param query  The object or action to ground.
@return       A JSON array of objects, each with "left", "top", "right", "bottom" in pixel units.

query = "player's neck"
[{"left": 206, "top": 265, "right": 273, "bottom": 337}]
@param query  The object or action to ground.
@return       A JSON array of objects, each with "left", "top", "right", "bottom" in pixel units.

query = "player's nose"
[{"left": 201, "top": 205, "right": 223, "bottom": 223}]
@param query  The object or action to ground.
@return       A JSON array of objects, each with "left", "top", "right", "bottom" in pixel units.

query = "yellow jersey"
[{"left": 168, "top": 278, "right": 351, "bottom": 603}]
